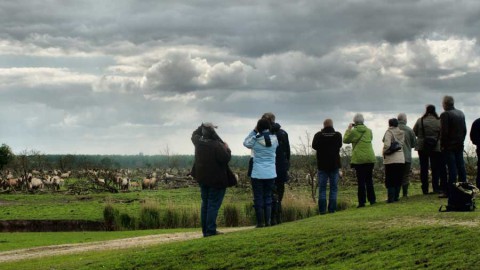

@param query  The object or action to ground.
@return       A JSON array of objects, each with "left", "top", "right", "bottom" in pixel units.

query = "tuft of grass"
[
  {"left": 223, "top": 204, "right": 240, "bottom": 227},
  {"left": 138, "top": 201, "right": 161, "bottom": 229}
]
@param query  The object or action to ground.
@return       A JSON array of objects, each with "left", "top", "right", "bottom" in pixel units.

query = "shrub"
[
  {"left": 119, "top": 213, "right": 136, "bottom": 230},
  {"left": 103, "top": 204, "right": 119, "bottom": 231},
  {"left": 139, "top": 202, "right": 161, "bottom": 229},
  {"left": 162, "top": 207, "right": 180, "bottom": 228},
  {"left": 223, "top": 204, "right": 240, "bottom": 227}
]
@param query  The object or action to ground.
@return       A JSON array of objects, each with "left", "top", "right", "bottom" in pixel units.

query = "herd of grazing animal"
[
  {"left": 0, "top": 168, "right": 217, "bottom": 193},
  {"left": 0, "top": 170, "right": 67, "bottom": 192}
]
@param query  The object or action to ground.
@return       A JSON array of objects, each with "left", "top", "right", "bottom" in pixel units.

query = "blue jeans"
[
  {"left": 251, "top": 178, "right": 275, "bottom": 209},
  {"left": 318, "top": 169, "right": 339, "bottom": 213},
  {"left": 200, "top": 184, "right": 226, "bottom": 237}
]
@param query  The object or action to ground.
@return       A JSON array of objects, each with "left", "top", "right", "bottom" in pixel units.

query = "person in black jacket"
[
  {"left": 440, "top": 95, "right": 467, "bottom": 199},
  {"left": 312, "top": 119, "right": 343, "bottom": 214},
  {"left": 191, "top": 122, "right": 231, "bottom": 237},
  {"left": 470, "top": 117, "right": 480, "bottom": 188},
  {"left": 262, "top": 112, "right": 290, "bottom": 225}
]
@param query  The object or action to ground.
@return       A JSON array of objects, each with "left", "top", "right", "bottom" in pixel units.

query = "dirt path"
[{"left": 0, "top": 226, "right": 253, "bottom": 263}]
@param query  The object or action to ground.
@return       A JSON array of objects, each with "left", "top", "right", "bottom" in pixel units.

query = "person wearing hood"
[
  {"left": 261, "top": 112, "right": 290, "bottom": 225},
  {"left": 343, "top": 113, "right": 377, "bottom": 208},
  {"left": 191, "top": 122, "right": 231, "bottom": 237},
  {"left": 312, "top": 119, "right": 343, "bottom": 214},
  {"left": 397, "top": 113, "right": 417, "bottom": 197},
  {"left": 382, "top": 118, "right": 405, "bottom": 203},
  {"left": 244, "top": 118, "right": 279, "bottom": 227}
]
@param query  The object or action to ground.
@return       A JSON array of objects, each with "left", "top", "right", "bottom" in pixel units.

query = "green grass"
[{"left": 2, "top": 184, "right": 480, "bottom": 269}]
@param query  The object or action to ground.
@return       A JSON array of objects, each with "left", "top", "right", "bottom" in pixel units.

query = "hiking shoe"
[{"left": 438, "top": 193, "right": 448, "bottom": 198}]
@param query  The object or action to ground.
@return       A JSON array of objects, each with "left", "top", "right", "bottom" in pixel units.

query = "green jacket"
[{"left": 343, "top": 124, "right": 376, "bottom": 165}]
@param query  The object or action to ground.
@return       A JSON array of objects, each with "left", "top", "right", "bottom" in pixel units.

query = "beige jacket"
[{"left": 382, "top": 127, "right": 405, "bottom": 164}]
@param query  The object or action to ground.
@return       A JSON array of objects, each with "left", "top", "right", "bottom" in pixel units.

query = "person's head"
[
  {"left": 353, "top": 113, "right": 364, "bottom": 125},
  {"left": 201, "top": 122, "right": 217, "bottom": 139},
  {"left": 423, "top": 104, "right": 439, "bottom": 119},
  {"left": 256, "top": 118, "right": 271, "bottom": 132},
  {"left": 442, "top": 95, "right": 455, "bottom": 110},
  {"left": 397, "top": 113, "right": 407, "bottom": 123},
  {"left": 389, "top": 118, "right": 399, "bottom": 127},
  {"left": 261, "top": 112, "right": 276, "bottom": 124},
  {"left": 323, "top": 119, "right": 333, "bottom": 128}
]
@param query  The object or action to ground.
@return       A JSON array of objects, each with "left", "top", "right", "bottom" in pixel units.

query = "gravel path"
[{"left": 0, "top": 226, "right": 253, "bottom": 263}]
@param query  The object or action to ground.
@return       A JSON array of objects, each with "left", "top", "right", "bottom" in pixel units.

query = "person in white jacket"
[{"left": 382, "top": 118, "right": 405, "bottom": 203}]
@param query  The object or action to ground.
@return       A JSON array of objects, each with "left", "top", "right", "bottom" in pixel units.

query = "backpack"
[{"left": 439, "top": 182, "right": 479, "bottom": 212}]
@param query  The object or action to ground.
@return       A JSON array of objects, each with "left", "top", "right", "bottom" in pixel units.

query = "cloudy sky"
[{"left": 1, "top": 0, "right": 480, "bottom": 156}]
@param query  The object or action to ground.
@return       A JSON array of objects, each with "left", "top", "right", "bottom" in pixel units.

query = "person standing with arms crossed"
[
  {"left": 312, "top": 119, "right": 343, "bottom": 214},
  {"left": 440, "top": 95, "right": 467, "bottom": 199}
]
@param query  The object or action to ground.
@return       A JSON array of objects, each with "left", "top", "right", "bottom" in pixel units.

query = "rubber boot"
[
  {"left": 255, "top": 207, "right": 264, "bottom": 228},
  {"left": 276, "top": 201, "right": 282, "bottom": 225},
  {"left": 264, "top": 206, "right": 272, "bottom": 227},
  {"left": 328, "top": 199, "right": 337, "bottom": 213},
  {"left": 402, "top": 184, "right": 409, "bottom": 197},
  {"left": 271, "top": 201, "right": 278, "bottom": 226},
  {"left": 318, "top": 199, "right": 327, "bottom": 215}
]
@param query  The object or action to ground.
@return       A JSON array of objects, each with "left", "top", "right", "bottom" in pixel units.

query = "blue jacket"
[{"left": 243, "top": 130, "right": 279, "bottom": 179}]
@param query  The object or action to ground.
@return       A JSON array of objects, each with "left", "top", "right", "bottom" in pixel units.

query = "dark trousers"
[
  {"left": 418, "top": 150, "right": 446, "bottom": 194},
  {"left": 251, "top": 178, "right": 275, "bottom": 227},
  {"left": 272, "top": 180, "right": 285, "bottom": 225},
  {"left": 354, "top": 163, "right": 376, "bottom": 206},
  {"left": 200, "top": 184, "right": 226, "bottom": 237},
  {"left": 477, "top": 148, "right": 480, "bottom": 189},
  {"left": 385, "top": 163, "right": 404, "bottom": 202}
]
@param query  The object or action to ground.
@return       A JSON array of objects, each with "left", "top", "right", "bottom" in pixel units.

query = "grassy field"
[{"left": 2, "top": 182, "right": 480, "bottom": 269}]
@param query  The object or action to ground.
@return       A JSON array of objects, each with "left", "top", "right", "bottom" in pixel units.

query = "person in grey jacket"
[
  {"left": 397, "top": 113, "right": 416, "bottom": 197},
  {"left": 413, "top": 105, "right": 447, "bottom": 195},
  {"left": 382, "top": 118, "right": 405, "bottom": 203}
]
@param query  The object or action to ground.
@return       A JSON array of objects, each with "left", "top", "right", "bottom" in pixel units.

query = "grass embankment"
[{"left": 2, "top": 186, "right": 480, "bottom": 269}]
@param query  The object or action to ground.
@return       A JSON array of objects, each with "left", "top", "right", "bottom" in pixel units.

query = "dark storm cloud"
[{"left": 2, "top": 0, "right": 480, "bottom": 154}]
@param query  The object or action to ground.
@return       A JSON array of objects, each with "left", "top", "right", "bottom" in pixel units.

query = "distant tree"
[
  {"left": 291, "top": 131, "right": 318, "bottom": 202},
  {"left": 0, "top": 143, "right": 15, "bottom": 170},
  {"left": 58, "top": 154, "right": 76, "bottom": 171}
]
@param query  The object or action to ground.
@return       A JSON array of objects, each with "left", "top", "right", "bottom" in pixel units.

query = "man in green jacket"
[
  {"left": 343, "top": 113, "right": 377, "bottom": 208},
  {"left": 397, "top": 113, "right": 417, "bottom": 197}
]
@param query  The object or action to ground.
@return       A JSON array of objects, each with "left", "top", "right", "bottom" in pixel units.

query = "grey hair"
[
  {"left": 397, "top": 113, "right": 407, "bottom": 122},
  {"left": 353, "top": 113, "right": 364, "bottom": 124},
  {"left": 443, "top": 95, "right": 454, "bottom": 107}
]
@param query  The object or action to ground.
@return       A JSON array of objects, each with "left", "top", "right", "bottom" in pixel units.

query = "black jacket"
[
  {"left": 191, "top": 126, "right": 231, "bottom": 189},
  {"left": 271, "top": 123, "right": 291, "bottom": 182},
  {"left": 470, "top": 118, "right": 480, "bottom": 147},
  {"left": 312, "top": 127, "right": 343, "bottom": 171},
  {"left": 440, "top": 106, "right": 467, "bottom": 151}
]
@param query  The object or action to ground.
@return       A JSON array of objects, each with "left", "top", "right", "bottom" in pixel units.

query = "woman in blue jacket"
[{"left": 244, "top": 118, "right": 279, "bottom": 227}]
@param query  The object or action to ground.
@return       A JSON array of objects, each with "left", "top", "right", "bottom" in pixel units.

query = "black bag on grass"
[{"left": 439, "top": 182, "right": 479, "bottom": 212}]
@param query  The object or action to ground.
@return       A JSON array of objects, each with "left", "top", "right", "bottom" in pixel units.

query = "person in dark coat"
[
  {"left": 191, "top": 122, "right": 231, "bottom": 237},
  {"left": 312, "top": 119, "right": 343, "bottom": 214},
  {"left": 262, "top": 112, "right": 290, "bottom": 225},
  {"left": 470, "top": 117, "right": 480, "bottom": 188},
  {"left": 440, "top": 95, "right": 467, "bottom": 200}
]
